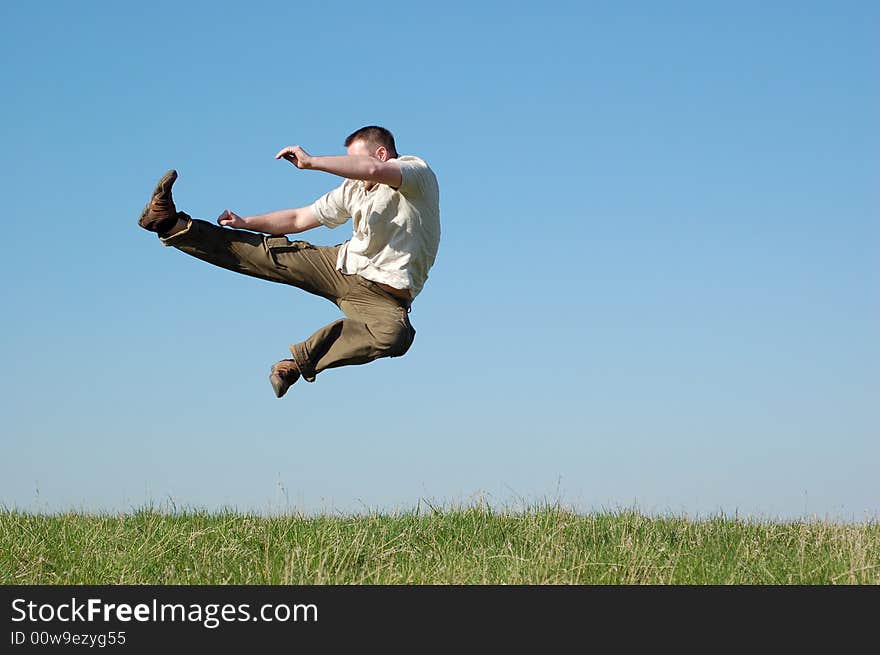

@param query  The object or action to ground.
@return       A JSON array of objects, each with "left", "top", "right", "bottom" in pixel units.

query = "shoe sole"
[{"left": 269, "top": 371, "right": 290, "bottom": 398}]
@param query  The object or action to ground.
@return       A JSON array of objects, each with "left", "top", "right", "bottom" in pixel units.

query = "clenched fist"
[{"left": 217, "top": 209, "right": 247, "bottom": 229}]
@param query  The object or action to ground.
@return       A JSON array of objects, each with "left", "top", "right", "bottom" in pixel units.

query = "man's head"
[{"left": 344, "top": 125, "right": 398, "bottom": 161}]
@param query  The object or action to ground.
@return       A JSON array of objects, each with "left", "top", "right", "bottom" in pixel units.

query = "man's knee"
[{"left": 371, "top": 320, "right": 415, "bottom": 358}]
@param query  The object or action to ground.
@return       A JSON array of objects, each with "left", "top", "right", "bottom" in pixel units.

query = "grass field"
[{"left": 1, "top": 506, "right": 878, "bottom": 584}]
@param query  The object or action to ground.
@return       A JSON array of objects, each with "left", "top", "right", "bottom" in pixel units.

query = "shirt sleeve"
[
  {"left": 396, "top": 158, "right": 428, "bottom": 199},
  {"left": 311, "top": 181, "right": 351, "bottom": 228}
]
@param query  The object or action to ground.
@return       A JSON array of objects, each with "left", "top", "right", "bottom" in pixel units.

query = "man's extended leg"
[
  {"left": 138, "top": 169, "right": 346, "bottom": 298},
  {"left": 161, "top": 217, "right": 347, "bottom": 298}
]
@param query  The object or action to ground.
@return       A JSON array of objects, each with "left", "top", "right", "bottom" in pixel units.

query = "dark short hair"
[{"left": 344, "top": 125, "right": 398, "bottom": 158}]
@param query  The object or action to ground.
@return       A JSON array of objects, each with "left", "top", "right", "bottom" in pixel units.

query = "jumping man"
[{"left": 137, "top": 126, "right": 440, "bottom": 398}]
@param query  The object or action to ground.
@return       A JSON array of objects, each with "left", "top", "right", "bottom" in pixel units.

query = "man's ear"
[{"left": 376, "top": 146, "right": 389, "bottom": 162}]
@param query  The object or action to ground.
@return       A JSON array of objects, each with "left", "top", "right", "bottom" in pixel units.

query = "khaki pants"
[{"left": 161, "top": 217, "right": 416, "bottom": 382}]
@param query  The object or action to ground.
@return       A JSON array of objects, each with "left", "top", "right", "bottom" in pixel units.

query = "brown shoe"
[
  {"left": 269, "top": 359, "right": 301, "bottom": 398},
  {"left": 138, "top": 169, "right": 180, "bottom": 234}
]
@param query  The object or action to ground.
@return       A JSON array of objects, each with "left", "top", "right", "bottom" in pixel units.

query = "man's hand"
[
  {"left": 218, "top": 209, "right": 248, "bottom": 229},
  {"left": 275, "top": 145, "right": 313, "bottom": 169}
]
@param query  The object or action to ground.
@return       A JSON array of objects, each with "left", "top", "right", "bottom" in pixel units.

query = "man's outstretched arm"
[
  {"left": 217, "top": 205, "right": 320, "bottom": 236},
  {"left": 275, "top": 145, "right": 403, "bottom": 188}
]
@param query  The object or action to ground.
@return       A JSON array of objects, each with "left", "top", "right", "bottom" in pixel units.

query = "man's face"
[{"left": 347, "top": 139, "right": 384, "bottom": 160}]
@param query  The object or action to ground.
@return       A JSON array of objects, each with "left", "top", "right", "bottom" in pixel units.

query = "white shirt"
[{"left": 311, "top": 155, "right": 440, "bottom": 299}]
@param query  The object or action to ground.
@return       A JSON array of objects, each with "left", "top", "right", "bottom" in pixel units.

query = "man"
[{"left": 137, "top": 126, "right": 440, "bottom": 398}]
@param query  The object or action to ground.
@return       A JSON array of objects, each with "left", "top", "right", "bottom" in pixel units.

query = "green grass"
[{"left": 1, "top": 506, "right": 878, "bottom": 584}]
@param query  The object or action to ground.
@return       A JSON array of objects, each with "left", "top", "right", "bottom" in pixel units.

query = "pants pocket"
[{"left": 264, "top": 236, "right": 312, "bottom": 270}]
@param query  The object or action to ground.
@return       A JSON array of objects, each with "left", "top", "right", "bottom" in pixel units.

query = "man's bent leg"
[{"left": 288, "top": 278, "right": 416, "bottom": 382}]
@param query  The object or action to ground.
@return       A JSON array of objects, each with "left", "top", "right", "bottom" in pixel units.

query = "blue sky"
[{"left": 1, "top": 1, "right": 877, "bottom": 520}]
